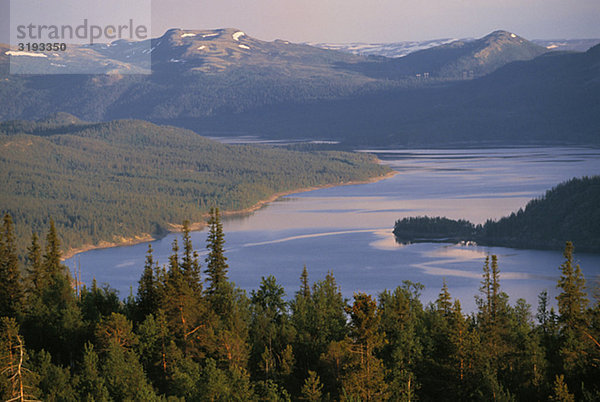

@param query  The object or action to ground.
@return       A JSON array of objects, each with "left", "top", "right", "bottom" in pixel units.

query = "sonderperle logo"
[{"left": 8, "top": 0, "right": 151, "bottom": 75}]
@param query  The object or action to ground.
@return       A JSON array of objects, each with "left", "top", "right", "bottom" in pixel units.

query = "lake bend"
[{"left": 66, "top": 147, "right": 600, "bottom": 313}]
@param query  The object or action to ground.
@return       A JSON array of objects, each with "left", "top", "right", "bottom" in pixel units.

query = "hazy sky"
[
  {"left": 150, "top": 0, "right": 600, "bottom": 42},
  {"left": 2, "top": 0, "right": 599, "bottom": 44}
]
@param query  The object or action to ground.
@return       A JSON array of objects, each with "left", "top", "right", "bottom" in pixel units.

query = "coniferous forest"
[
  {"left": 0, "top": 116, "right": 390, "bottom": 256},
  {"left": 0, "top": 210, "right": 599, "bottom": 401}
]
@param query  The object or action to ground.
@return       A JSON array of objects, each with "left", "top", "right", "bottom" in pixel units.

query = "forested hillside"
[
  {"left": 0, "top": 212, "right": 598, "bottom": 400},
  {"left": 394, "top": 176, "right": 600, "bottom": 252},
  {"left": 0, "top": 115, "right": 390, "bottom": 254}
]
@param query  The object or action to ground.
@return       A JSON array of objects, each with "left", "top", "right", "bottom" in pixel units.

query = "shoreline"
[{"left": 61, "top": 169, "right": 398, "bottom": 261}]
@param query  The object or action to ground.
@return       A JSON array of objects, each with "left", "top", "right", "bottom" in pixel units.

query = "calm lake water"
[{"left": 66, "top": 147, "right": 600, "bottom": 312}]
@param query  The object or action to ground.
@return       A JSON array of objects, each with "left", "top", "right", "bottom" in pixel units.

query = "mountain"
[
  {"left": 1, "top": 29, "right": 598, "bottom": 146},
  {"left": 393, "top": 176, "right": 600, "bottom": 253},
  {"left": 195, "top": 42, "right": 600, "bottom": 146},
  {"left": 0, "top": 28, "right": 383, "bottom": 123},
  {"left": 315, "top": 38, "right": 600, "bottom": 59},
  {"left": 0, "top": 115, "right": 390, "bottom": 253},
  {"left": 334, "top": 30, "right": 549, "bottom": 80},
  {"left": 532, "top": 38, "right": 600, "bottom": 52}
]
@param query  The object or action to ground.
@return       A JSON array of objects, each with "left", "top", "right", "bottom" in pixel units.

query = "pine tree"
[
  {"left": 550, "top": 374, "right": 575, "bottom": 402},
  {"left": 162, "top": 236, "right": 206, "bottom": 358},
  {"left": 0, "top": 214, "right": 24, "bottom": 319},
  {"left": 0, "top": 317, "right": 38, "bottom": 402},
  {"left": 301, "top": 370, "right": 323, "bottom": 401},
  {"left": 343, "top": 292, "right": 388, "bottom": 401}
]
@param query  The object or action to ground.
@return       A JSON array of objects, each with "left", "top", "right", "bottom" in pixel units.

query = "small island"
[{"left": 393, "top": 176, "right": 600, "bottom": 253}]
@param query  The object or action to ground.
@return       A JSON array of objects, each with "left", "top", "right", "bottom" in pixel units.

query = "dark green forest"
[
  {"left": 0, "top": 116, "right": 390, "bottom": 255},
  {"left": 0, "top": 211, "right": 599, "bottom": 401},
  {"left": 393, "top": 176, "right": 600, "bottom": 253}
]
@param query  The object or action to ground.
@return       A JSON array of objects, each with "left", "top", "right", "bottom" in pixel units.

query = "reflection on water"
[{"left": 66, "top": 147, "right": 600, "bottom": 313}]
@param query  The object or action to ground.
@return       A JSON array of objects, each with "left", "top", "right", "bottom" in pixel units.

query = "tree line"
[{"left": 0, "top": 211, "right": 599, "bottom": 401}]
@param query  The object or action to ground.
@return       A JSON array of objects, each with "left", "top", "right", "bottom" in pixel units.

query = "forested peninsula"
[
  {"left": 0, "top": 114, "right": 391, "bottom": 255},
  {"left": 393, "top": 176, "right": 600, "bottom": 252}
]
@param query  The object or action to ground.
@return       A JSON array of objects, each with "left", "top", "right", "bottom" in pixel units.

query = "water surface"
[{"left": 67, "top": 147, "right": 600, "bottom": 312}]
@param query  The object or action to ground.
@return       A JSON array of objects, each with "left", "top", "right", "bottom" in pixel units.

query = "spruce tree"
[
  {"left": 436, "top": 278, "right": 452, "bottom": 315},
  {"left": 205, "top": 208, "right": 229, "bottom": 297},
  {"left": 0, "top": 214, "right": 24, "bottom": 319},
  {"left": 181, "top": 220, "right": 202, "bottom": 293},
  {"left": 25, "top": 232, "right": 43, "bottom": 297},
  {"left": 136, "top": 244, "right": 159, "bottom": 320},
  {"left": 43, "top": 219, "right": 62, "bottom": 278},
  {"left": 556, "top": 241, "right": 587, "bottom": 329}
]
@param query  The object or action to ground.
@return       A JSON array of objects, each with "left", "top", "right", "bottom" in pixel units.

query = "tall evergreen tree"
[
  {"left": 436, "top": 278, "right": 452, "bottom": 315},
  {"left": 181, "top": 220, "right": 202, "bottom": 293},
  {"left": 343, "top": 292, "right": 388, "bottom": 401},
  {"left": 205, "top": 208, "right": 229, "bottom": 298},
  {"left": 25, "top": 232, "right": 42, "bottom": 297},
  {"left": 136, "top": 244, "right": 159, "bottom": 321},
  {"left": 42, "top": 219, "right": 62, "bottom": 278},
  {"left": 0, "top": 214, "right": 24, "bottom": 319},
  {"left": 556, "top": 241, "right": 587, "bottom": 329},
  {"left": 22, "top": 220, "right": 83, "bottom": 366}
]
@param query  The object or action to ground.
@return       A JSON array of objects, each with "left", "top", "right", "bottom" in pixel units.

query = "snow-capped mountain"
[{"left": 315, "top": 38, "right": 600, "bottom": 58}]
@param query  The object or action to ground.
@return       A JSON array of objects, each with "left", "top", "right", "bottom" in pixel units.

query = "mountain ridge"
[{"left": 1, "top": 29, "right": 598, "bottom": 146}]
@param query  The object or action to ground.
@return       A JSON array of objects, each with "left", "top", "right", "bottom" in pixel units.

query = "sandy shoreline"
[{"left": 61, "top": 169, "right": 398, "bottom": 260}]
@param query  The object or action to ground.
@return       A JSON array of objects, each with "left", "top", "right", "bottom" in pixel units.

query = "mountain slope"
[
  {"left": 0, "top": 116, "right": 390, "bottom": 253},
  {"left": 335, "top": 30, "right": 548, "bottom": 80},
  {"left": 0, "top": 28, "right": 380, "bottom": 122},
  {"left": 1, "top": 30, "right": 598, "bottom": 146},
  {"left": 196, "top": 42, "right": 600, "bottom": 146}
]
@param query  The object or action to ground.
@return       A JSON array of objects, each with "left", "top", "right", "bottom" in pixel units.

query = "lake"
[{"left": 65, "top": 147, "right": 600, "bottom": 313}]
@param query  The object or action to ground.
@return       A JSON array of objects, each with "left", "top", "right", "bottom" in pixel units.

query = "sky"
[{"left": 1, "top": 0, "right": 600, "bottom": 44}]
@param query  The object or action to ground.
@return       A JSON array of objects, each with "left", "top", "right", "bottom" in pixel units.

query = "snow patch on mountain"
[
  {"left": 312, "top": 38, "right": 459, "bottom": 58},
  {"left": 232, "top": 31, "right": 245, "bottom": 41},
  {"left": 5, "top": 51, "right": 48, "bottom": 58}
]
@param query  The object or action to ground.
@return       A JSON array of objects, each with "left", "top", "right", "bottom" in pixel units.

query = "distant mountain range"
[
  {"left": 334, "top": 31, "right": 549, "bottom": 80},
  {"left": 314, "top": 38, "right": 600, "bottom": 58},
  {"left": 1, "top": 29, "right": 598, "bottom": 146}
]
